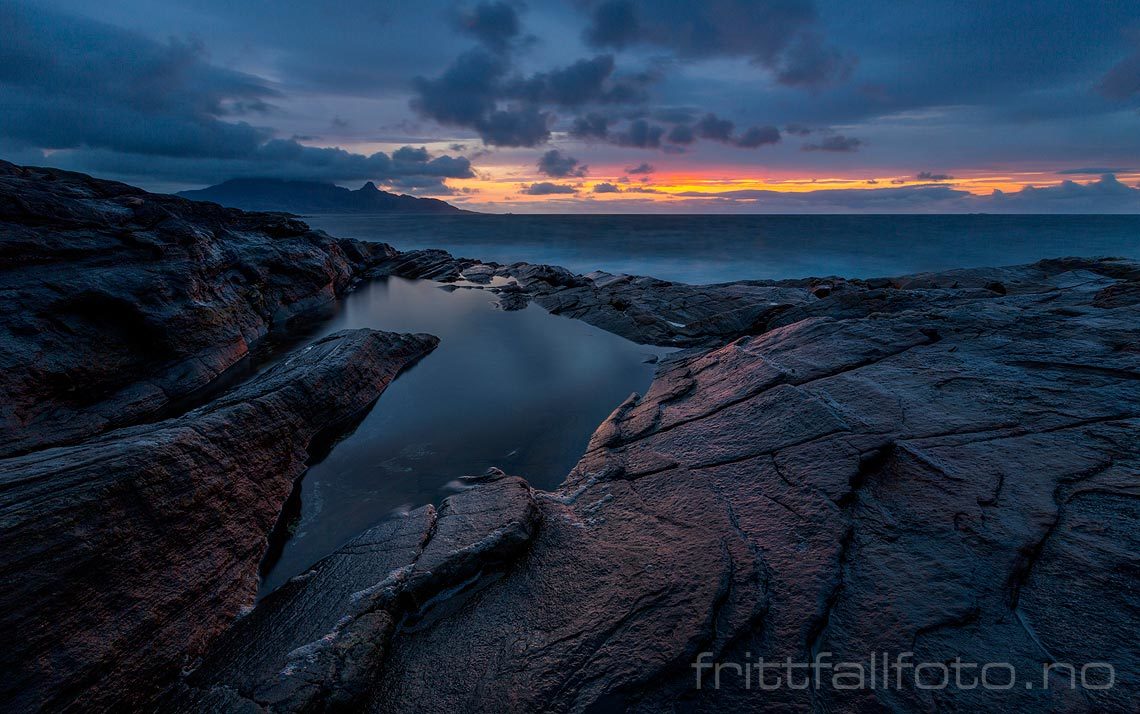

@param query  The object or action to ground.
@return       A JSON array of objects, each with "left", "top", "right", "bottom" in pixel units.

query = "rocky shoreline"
[{"left": 1, "top": 163, "right": 1137, "bottom": 711}]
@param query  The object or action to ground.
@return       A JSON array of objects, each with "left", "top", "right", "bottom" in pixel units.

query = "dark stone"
[
  {"left": 0, "top": 160, "right": 398, "bottom": 457},
  {"left": 166, "top": 472, "right": 541, "bottom": 712},
  {"left": 0, "top": 328, "right": 437, "bottom": 712},
  {"left": 165, "top": 257, "right": 1140, "bottom": 713}
]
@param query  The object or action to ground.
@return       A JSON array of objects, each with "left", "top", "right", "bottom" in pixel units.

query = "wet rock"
[
  {"left": 0, "top": 161, "right": 395, "bottom": 457},
  {"left": 0, "top": 329, "right": 438, "bottom": 712},
  {"left": 379, "top": 252, "right": 812, "bottom": 346},
  {"left": 166, "top": 472, "right": 541, "bottom": 712},
  {"left": 352, "top": 258, "right": 1139, "bottom": 712},
  {"left": 167, "top": 258, "right": 1137, "bottom": 713}
]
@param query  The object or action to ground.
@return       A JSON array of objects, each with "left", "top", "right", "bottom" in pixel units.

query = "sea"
[{"left": 303, "top": 213, "right": 1140, "bottom": 285}]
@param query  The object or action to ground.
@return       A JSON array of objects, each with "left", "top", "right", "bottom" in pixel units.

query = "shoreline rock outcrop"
[
  {"left": 168, "top": 471, "right": 541, "bottom": 712},
  {"left": 0, "top": 328, "right": 438, "bottom": 712},
  {"left": 175, "top": 257, "right": 1138, "bottom": 713},
  {"left": 0, "top": 160, "right": 396, "bottom": 457}
]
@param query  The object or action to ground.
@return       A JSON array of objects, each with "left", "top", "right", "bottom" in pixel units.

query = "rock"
[
  {"left": 346, "top": 258, "right": 1139, "bottom": 712},
  {"left": 0, "top": 161, "right": 396, "bottom": 457},
  {"left": 0, "top": 329, "right": 438, "bottom": 712},
  {"left": 177, "top": 258, "right": 1138, "bottom": 712},
  {"left": 378, "top": 251, "right": 812, "bottom": 346},
  {"left": 166, "top": 472, "right": 541, "bottom": 712}
]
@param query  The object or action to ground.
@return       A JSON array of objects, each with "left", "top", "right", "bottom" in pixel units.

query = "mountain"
[{"left": 177, "top": 178, "right": 469, "bottom": 214}]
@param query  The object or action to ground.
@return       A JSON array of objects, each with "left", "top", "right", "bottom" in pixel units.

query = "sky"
[{"left": 2, "top": 0, "right": 1140, "bottom": 213}]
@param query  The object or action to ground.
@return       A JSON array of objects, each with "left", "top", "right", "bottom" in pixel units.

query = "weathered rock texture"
[
  {"left": 0, "top": 161, "right": 395, "bottom": 456},
  {"left": 168, "top": 471, "right": 540, "bottom": 712},
  {"left": 0, "top": 328, "right": 437, "bottom": 712},
  {"left": 178, "top": 258, "right": 1138, "bottom": 713}
]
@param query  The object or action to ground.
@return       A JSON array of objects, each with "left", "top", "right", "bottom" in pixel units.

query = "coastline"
[{"left": 1, "top": 164, "right": 1138, "bottom": 711}]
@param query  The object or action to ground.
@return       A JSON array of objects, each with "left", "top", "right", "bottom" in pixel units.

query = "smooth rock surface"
[
  {"left": 0, "top": 161, "right": 393, "bottom": 456},
  {"left": 0, "top": 328, "right": 437, "bottom": 712}
]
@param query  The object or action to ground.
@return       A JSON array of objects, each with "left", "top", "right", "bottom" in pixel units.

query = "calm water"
[
  {"left": 305, "top": 214, "right": 1140, "bottom": 284},
  {"left": 259, "top": 277, "right": 670, "bottom": 594}
]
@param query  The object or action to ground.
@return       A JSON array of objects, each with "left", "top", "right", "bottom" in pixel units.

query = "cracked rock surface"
[
  {"left": 167, "top": 471, "right": 541, "bottom": 712},
  {"left": 0, "top": 328, "right": 437, "bottom": 712},
  {"left": 174, "top": 257, "right": 1138, "bottom": 712}
]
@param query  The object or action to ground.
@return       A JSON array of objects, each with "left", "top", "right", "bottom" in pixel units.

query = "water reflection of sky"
[{"left": 260, "top": 277, "right": 672, "bottom": 594}]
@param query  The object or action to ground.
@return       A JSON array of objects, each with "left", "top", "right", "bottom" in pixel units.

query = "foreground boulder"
[
  {"left": 0, "top": 161, "right": 395, "bottom": 456},
  {"left": 0, "top": 328, "right": 437, "bottom": 712},
  {"left": 169, "top": 471, "right": 541, "bottom": 712},
  {"left": 178, "top": 258, "right": 1138, "bottom": 712}
]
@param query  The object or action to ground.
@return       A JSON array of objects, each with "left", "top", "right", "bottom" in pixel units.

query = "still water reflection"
[{"left": 259, "top": 276, "right": 671, "bottom": 594}]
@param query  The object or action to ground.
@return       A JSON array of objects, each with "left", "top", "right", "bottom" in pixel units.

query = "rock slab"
[
  {"left": 0, "top": 328, "right": 437, "bottom": 712},
  {"left": 0, "top": 160, "right": 394, "bottom": 456}
]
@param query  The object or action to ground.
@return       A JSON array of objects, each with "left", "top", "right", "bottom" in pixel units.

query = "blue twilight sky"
[{"left": 2, "top": 0, "right": 1140, "bottom": 212}]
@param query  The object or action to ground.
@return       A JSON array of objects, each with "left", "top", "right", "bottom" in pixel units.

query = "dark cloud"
[
  {"left": 0, "top": 0, "right": 275, "bottom": 159},
  {"left": 735, "top": 125, "right": 781, "bottom": 148},
  {"left": 583, "top": 0, "right": 639, "bottom": 48},
  {"left": 537, "top": 149, "right": 588, "bottom": 178},
  {"left": 455, "top": 2, "right": 521, "bottom": 53},
  {"left": 776, "top": 31, "right": 855, "bottom": 88},
  {"left": 569, "top": 112, "right": 611, "bottom": 139},
  {"left": 392, "top": 145, "right": 430, "bottom": 163},
  {"left": 626, "top": 162, "right": 654, "bottom": 174},
  {"left": 696, "top": 113, "right": 735, "bottom": 142},
  {"left": 916, "top": 171, "right": 954, "bottom": 181},
  {"left": 1058, "top": 167, "right": 1134, "bottom": 175},
  {"left": 651, "top": 107, "right": 698, "bottom": 124},
  {"left": 1097, "top": 34, "right": 1140, "bottom": 100},
  {"left": 520, "top": 181, "right": 578, "bottom": 195},
  {"left": 0, "top": 1, "right": 477, "bottom": 188},
  {"left": 785, "top": 124, "right": 814, "bottom": 136},
  {"left": 580, "top": 0, "right": 853, "bottom": 88},
  {"left": 477, "top": 107, "right": 552, "bottom": 146},
  {"left": 411, "top": 49, "right": 506, "bottom": 128},
  {"left": 986, "top": 174, "right": 1140, "bottom": 212},
  {"left": 612, "top": 119, "right": 664, "bottom": 148},
  {"left": 666, "top": 124, "right": 695, "bottom": 145},
  {"left": 802, "top": 134, "right": 862, "bottom": 152},
  {"left": 411, "top": 49, "right": 553, "bottom": 146},
  {"left": 412, "top": 48, "right": 651, "bottom": 147},
  {"left": 505, "top": 55, "right": 649, "bottom": 107},
  {"left": 593, "top": 182, "right": 622, "bottom": 193},
  {"left": 668, "top": 115, "right": 780, "bottom": 149},
  {"left": 51, "top": 140, "right": 475, "bottom": 187}
]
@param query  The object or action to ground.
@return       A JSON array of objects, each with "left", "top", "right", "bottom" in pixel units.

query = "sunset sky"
[{"left": 3, "top": 0, "right": 1140, "bottom": 212}]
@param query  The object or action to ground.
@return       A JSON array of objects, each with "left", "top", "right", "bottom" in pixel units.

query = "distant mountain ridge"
[{"left": 177, "top": 178, "right": 469, "bottom": 214}]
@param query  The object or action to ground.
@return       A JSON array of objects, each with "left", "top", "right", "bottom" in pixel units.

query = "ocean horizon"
[{"left": 305, "top": 212, "right": 1140, "bottom": 285}]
